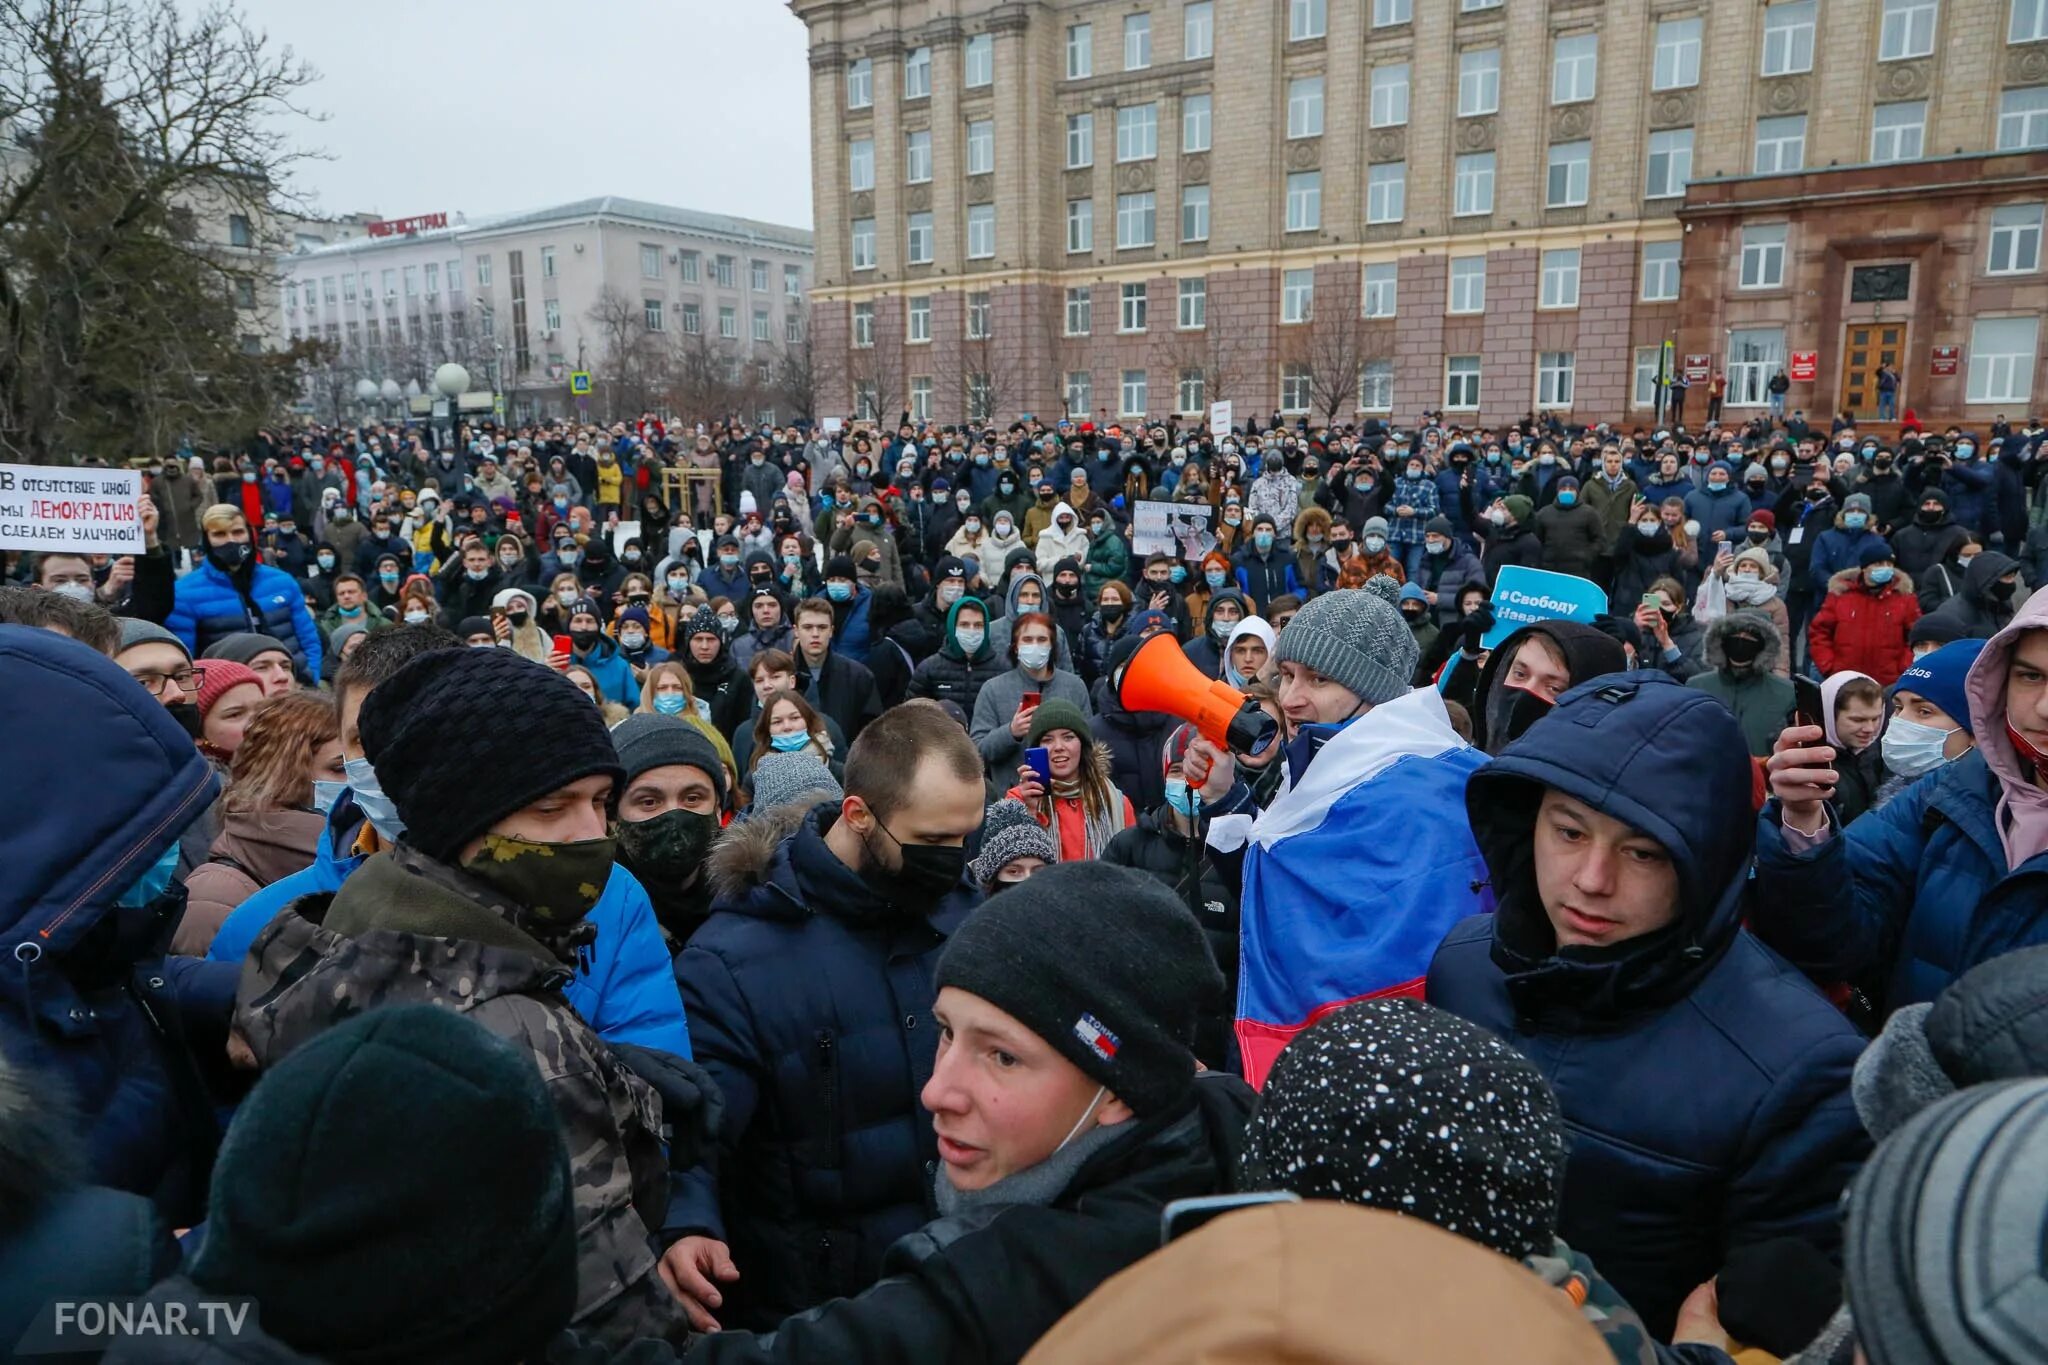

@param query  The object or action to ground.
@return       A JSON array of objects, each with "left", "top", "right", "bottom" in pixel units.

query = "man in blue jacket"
[
  {"left": 568, "top": 596, "right": 641, "bottom": 707},
  {"left": 167, "top": 503, "right": 322, "bottom": 680},
  {"left": 1427, "top": 671, "right": 1868, "bottom": 1341}
]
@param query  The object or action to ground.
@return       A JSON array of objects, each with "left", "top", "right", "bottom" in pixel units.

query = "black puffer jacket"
[
  {"left": 1930, "top": 550, "right": 2021, "bottom": 640},
  {"left": 1089, "top": 674, "right": 1175, "bottom": 814},
  {"left": 1102, "top": 806, "right": 1241, "bottom": 1071}
]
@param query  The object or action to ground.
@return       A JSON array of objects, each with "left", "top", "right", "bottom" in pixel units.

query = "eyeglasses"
[{"left": 128, "top": 663, "right": 206, "bottom": 696}]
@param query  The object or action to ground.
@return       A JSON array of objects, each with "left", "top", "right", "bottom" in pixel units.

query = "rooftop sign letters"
[{"left": 366, "top": 213, "right": 450, "bottom": 238}]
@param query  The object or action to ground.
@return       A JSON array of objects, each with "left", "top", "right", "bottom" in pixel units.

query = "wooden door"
[{"left": 1841, "top": 324, "right": 1905, "bottom": 419}]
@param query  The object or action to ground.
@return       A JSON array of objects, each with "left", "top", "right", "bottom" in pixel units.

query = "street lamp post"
[{"left": 434, "top": 363, "right": 470, "bottom": 454}]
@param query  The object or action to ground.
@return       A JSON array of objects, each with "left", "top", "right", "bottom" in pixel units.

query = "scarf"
[
  {"left": 1725, "top": 576, "right": 1778, "bottom": 606},
  {"left": 931, "top": 1118, "right": 1128, "bottom": 1218},
  {"left": 1050, "top": 769, "right": 1126, "bottom": 860}
]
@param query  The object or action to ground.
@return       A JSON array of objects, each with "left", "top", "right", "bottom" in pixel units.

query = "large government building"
[{"left": 793, "top": 0, "right": 2048, "bottom": 430}]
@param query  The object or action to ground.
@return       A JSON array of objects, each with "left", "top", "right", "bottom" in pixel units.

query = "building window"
[
  {"left": 1654, "top": 17, "right": 1702, "bottom": 90},
  {"left": 321, "top": 276, "right": 336, "bottom": 303},
  {"left": 848, "top": 58, "right": 872, "bottom": 108},
  {"left": 1646, "top": 128, "right": 1693, "bottom": 198},
  {"left": 907, "top": 296, "right": 932, "bottom": 344},
  {"left": 1540, "top": 248, "right": 1581, "bottom": 308},
  {"left": 1450, "top": 256, "right": 1486, "bottom": 314},
  {"left": 965, "top": 33, "right": 993, "bottom": 87},
  {"left": 966, "top": 292, "right": 991, "bottom": 339},
  {"left": 905, "top": 129, "right": 932, "bottom": 184},
  {"left": 1178, "top": 277, "right": 1207, "bottom": 329},
  {"left": 719, "top": 305, "right": 737, "bottom": 339},
  {"left": 1282, "top": 268, "right": 1315, "bottom": 322},
  {"left": 1641, "top": 240, "right": 1681, "bottom": 301},
  {"left": 1068, "top": 199, "right": 1094, "bottom": 254},
  {"left": 1538, "top": 351, "right": 1576, "bottom": 407},
  {"left": 1740, "top": 224, "right": 1789, "bottom": 289},
  {"left": 1287, "top": 76, "right": 1325, "bottom": 140},
  {"left": 855, "top": 382, "right": 879, "bottom": 421},
  {"left": 1178, "top": 368, "right": 1207, "bottom": 414},
  {"left": 422, "top": 260, "right": 439, "bottom": 295},
  {"left": 1291, "top": 0, "right": 1327, "bottom": 41},
  {"left": 851, "top": 219, "right": 876, "bottom": 270},
  {"left": 1454, "top": 153, "right": 1495, "bottom": 216},
  {"left": 540, "top": 246, "right": 557, "bottom": 279},
  {"left": 786, "top": 265, "right": 803, "bottom": 298},
  {"left": 2000, "top": 87, "right": 2048, "bottom": 151},
  {"left": 751, "top": 259, "right": 769, "bottom": 292},
  {"left": 1458, "top": 48, "right": 1501, "bottom": 116},
  {"left": 1124, "top": 13, "right": 1151, "bottom": 69},
  {"left": 966, "top": 119, "right": 994, "bottom": 175},
  {"left": 1463, "top": 0, "right": 1503, "bottom": 9},
  {"left": 1183, "top": 94, "right": 1212, "bottom": 152},
  {"left": 1989, "top": 203, "right": 2045, "bottom": 274},
  {"left": 910, "top": 376, "right": 933, "bottom": 422},
  {"left": 1727, "top": 327, "right": 1786, "bottom": 405},
  {"left": 1762, "top": 1, "right": 1817, "bottom": 76},
  {"left": 967, "top": 204, "right": 996, "bottom": 258},
  {"left": 852, "top": 302, "right": 874, "bottom": 347},
  {"left": 1880, "top": 0, "right": 1939, "bottom": 61},
  {"left": 380, "top": 268, "right": 395, "bottom": 299},
  {"left": 907, "top": 212, "right": 934, "bottom": 264},
  {"left": 1185, "top": 1, "right": 1214, "bottom": 58},
  {"left": 677, "top": 252, "right": 696, "bottom": 283},
  {"left": 629, "top": 297, "right": 655, "bottom": 332},
  {"left": 1546, "top": 141, "right": 1590, "bottom": 208},
  {"left": 1445, "top": 356, "right": 1482, "bottom": 410},
  {"left": 1872, "top": 101, "right": 1927, "bottom": 162},
  {"left": 1371, "top": 64, "right": 1410, "bottom": 127},
  {"left": 1181, "top": 184, "right": 1211, "bottom": 242},
  {"left": 1066, "top": 287, "right": 1092, "bottom": 335},
  {"left": 2016, "top": 0, "right": 2048, "bottom": 43},
  {"left": 1121, "top": 369, "right": 1148, "bottom": 417},
  {"left": 1374, "top": 0, "right": 1412, "bottom": 27},
  {"left": 682, "top": 303, "right": 702, "bottom": 335},
  {"left": 1067, "top": 371, "right": 1092, "bottom": 418},
  {"left": 1281, "top": 364, "right": 1313, "bottom": 414},
  {"left": 1285, "top": 172, "right": 1322, "bottom": 232},
  {"left": 1361, "top": 359, "right": 1394, "bottom": 412},
  {"left": 1754, "top": 115, "right": 1807, "bottom": 174},
  {"left": 1633, "top": 346, "right": 1664, "bottom": 407},
  {"left": 1067, "top": 23, "right": 1092, "bottom": 79},
  {"left": 404, "top": 265, "right": 419, "bottom": 296},
  {"left": 1368, "top": 162, "right": 1407, "bottom": 224},
  {"left": 1068, "top": 112, "right": 1095, "bottom": 168},
  {"left": 963, "top": 372, "right": 991, "bottom": 421},
  {"left": 904, "top": 46, "right": 932, "bottom": 99},
  {"left": 786, "top": 312, "right": 803, "bottom": 343},
  {"left": 1364, "top": 263, "right": 1397, "bottom": 317},
  {"left": 1969, "top": 316, "right": 2039, "bottom": 403},
  {"left": 233, "top": 277, "right": 256, "bottom": 309},
  {"left": 1117, "top": 104, "right": 1159, "bottom": 162},
  {"left": 715, "top": 255, "right": 736, "bottom": 287},
  {"left": 640, "top": 243, "right": 662, "bottom": 279},
  {"left": 228, "top": 213, "right": 253, "bottom": 248},
  {"left": 1117, "top": 192, "right": 1157, "bottom": 248},
  {"left": 1121, "top": 281, "right": 1149, "bottom": 332},
  {"left": 447, "top": 262, "right": 461, "bottom": 294},
  {"left": 1552, "top": 33, "right": 1597, "bottom": 104},
  {"left": 345, "top": 273, "right": 360, "bottom": 300}
]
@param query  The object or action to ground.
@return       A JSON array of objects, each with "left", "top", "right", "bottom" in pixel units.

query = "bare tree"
[
  {"left": 1290, "top": 310, "right": 1369, "bottom": 427},
  {"left": 958, "top": 324, "right": 1026, "bottom": 426},
  {"left": 772, "top": 300, "right": 820, "bottom": 422},
  {"left": 586, "top": 286, "right": 666, "bottom": 419},
  {"left": 845, "top": 342, "right": 902, "bottom": 425}
]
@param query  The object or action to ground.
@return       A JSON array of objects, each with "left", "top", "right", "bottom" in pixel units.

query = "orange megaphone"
[{"left": 1115, "top": 633, "right": 1279, "bottom": 757}]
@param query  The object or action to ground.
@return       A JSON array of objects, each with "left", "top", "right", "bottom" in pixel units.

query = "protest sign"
[
  {"left": 1208, "top": 401, "right": 1233, "bottom": 440},
  {"left": 0, "top": 463, "right": 144, "bottom": 554},
  {"left": 1131, "top": 500, "right": 1217, "bottom": 560},
  {"left": 1482, "top": 565, "right": 1608, "bottom": 649}
]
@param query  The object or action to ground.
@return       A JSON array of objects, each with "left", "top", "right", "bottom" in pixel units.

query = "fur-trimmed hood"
[
  {"left": 0, "top": 1045, "right": 79, "bottom": 1227},
  {"left": 1704, "top": 609, "right": 1784, "bottom": 671},
  {"left": 706, "top": 797, "right": 816, "bottom": 902},
  {"left": 1826, "top": 565, "right": 1916, "bottom": 597}
]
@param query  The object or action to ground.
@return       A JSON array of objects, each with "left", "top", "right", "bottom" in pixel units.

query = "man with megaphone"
[{"left": 1133, "top": 585, "right": 1493, "bottom": 1090}]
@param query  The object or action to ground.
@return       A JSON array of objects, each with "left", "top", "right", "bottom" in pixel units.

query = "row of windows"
[
  {"left": 630, "top": 300, "right": 802, "bottom": 343},
  {"left": 290, "top": 248, "right": 804, "bottom": 312},
  {"left": 848, "top": 207, "right": 997, "bottom": 269},
  {"left": 637, "top": 244, "right": 804, "bottom": 295}
]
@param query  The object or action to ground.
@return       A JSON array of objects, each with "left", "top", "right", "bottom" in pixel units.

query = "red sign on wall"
[
  {"left": 1930, "top": 345, "right": 1961, "bottom": 377},
  {"left": 366, "top": 212, "right": 450, "bottom": 238},
  {"left": 1789, "top": 351, "right": 1819, "bottom": 383},
  {"left": 1683, "top": 353, "right": 1713, "bottom": 382}
]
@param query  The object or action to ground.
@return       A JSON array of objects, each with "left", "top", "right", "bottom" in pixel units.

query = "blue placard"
[{"left": 1482, "top": 565, "right": 1608, "bottom": 649}]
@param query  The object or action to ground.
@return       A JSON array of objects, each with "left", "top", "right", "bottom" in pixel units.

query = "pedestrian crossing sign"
[{"left": 569, "top": 371, "right": 592, "bottom": 396}]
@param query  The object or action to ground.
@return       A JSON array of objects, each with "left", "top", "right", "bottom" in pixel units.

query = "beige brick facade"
[{"left": 794, "top": 0, "right": 2048, "bottom": 428}]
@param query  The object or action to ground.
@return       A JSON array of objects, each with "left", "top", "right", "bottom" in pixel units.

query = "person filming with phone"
[{"left": 1005, "top": 702, "right": 1136, "bottom": 862}]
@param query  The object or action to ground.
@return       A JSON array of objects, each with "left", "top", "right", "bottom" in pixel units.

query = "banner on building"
[
  {"left": 1683, "top": 354, "right": 1714, "bottom": 383},
  {"left": 1482, "top": 566, "right": 1608, "bottom": 650},
  {"left": 1789, "top": 351, "right": 1819, "bottom": 383},
  {"left": 0, "top": 463, "right": 144, "bottom": 554},
  {"left": 1131, "top": 499, "right": 1217, "bottom": 560}
]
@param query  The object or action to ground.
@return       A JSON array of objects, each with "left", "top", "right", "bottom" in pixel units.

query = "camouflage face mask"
[{"left": 460, "top": 833, "right": 615, "bottom": 925}]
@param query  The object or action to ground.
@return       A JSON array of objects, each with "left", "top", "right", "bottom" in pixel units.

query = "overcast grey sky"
[{"left": 232, "top": 0, "right": 815, "bottom": 230}]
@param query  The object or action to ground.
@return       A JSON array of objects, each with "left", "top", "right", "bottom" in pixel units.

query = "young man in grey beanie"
[{"left": 1184, "top": 587, "right": 1491, "bottom": 1088}]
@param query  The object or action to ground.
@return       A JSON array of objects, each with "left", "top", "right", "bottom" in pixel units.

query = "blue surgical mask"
[
  {"left": 310, "top": 778, "right": 349, "bottom": 815},
  {"left": 1169, "top": 565, "right": 1188, "bottom": 584},
  {"left": 1164, "top": 776, "right": 1199, "bottom": 817},
  {"left": 1867, "top": 565, "right": 1896, "bottom": 585},
  {"left": 1844, "top": 513, "right": 1868, "bottom": 531},
  {"left": 1881, "top": 714, "right": 1959, "bottom": 779},
  {"left": 1206, "top": 569, "right": 1227, "bottom": 589},
  {"left": 1254, "top": 531, "right": 1275, "bottom": 552},
  {"left": 1556, "top": 491, "right": 1577, "bottom": 507},
  {"left": 826, "top": 581, "right": 853, "bottom": 601},
  {"left": 114, "top": 840, "right": 183, "bottom": 909},
  {"left": 770, "top": 730, "right": 813, "bottom": 753},
  {"left": 343, "top": 754, "right": 406, "bottom": 842},
  {"left": 653, "top": 693, "right": 690, "bottom": 716}
]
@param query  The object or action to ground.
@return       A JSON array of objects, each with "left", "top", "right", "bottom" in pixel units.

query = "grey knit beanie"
[
  {"left": 611, "top": 713, "right": 729, "bottom": 809},
  {"left": 747, "top": 752, "right": 841, "bottom": 814},
  {"left": 117, "top": 616, "right": 189, "bottom": 659},
  {"left": 969, "top": 798, "right": 1058, "bottom": 886},
  {"left": 1272, "top": 588, "right": 1417, "bottom": 706}
]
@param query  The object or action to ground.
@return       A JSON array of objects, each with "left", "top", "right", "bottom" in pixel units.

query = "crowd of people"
[{"left": 3, "top": 402, "right": 2047, "bottom": 1363}]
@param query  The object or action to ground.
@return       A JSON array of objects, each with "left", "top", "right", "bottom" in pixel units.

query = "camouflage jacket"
[
  {"left": 1525, "top": 1239, "right": 1737, "bottom": 1365},
  {"left": 234, "top": 848, "right": 685, "bottom": 1347}
]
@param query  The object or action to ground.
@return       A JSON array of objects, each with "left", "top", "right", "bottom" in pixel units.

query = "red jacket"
[{"left": 1808, "top": 567, "right": 1920, "bottom": 684}]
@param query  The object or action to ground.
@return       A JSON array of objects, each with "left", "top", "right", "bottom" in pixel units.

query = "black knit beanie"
[
  {"left": 189, "top": 1006, "right": 577, "bottom": 1363},
  {"left": 357, "top": 647, "right": 625, "bottom": 862},
  {"left": 934, "top": 861, "right": 1222, "bottom": 1115},
  {"left": 1240, "top": 998, "right": 1565, "bottom": 1261}
]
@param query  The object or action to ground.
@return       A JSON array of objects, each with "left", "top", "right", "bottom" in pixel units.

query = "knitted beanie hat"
[
  {"left": 357, "top": 647, "right": 624, "bottom": 862},
  {"left": 686, "top": 605, "right": 723, "bottom": 642},
  {"left": 1161, "top": 722, "right": 1199, "bottom": 780},
  {"left": 202, "top": 632, "right": 293, "bottom": 670},
  {"left": 1027, "top": 698, "right": 1094, "bottom": 749},
  {"left": 118, "top": 616, "right": 189, "bottom": 660},
  {"left": 1501, "top": 494, "right": 1534, "bottom": 523},
  {"left": 197, "top": 659, "right": 262, "bottom": 720},
  {"left": 747, "top": 751, "right": 842, "bottom": 814},
  {"left": 935, "top": 861, "right": 1223, "bottom": 1115},
  {"left": 188, "top": 1006, "right": 577, "bottom": 1364},
  {"left": 1240, "top": 998, "right": 1565, "bottom": 1260},
  {"left": 825, "top": 553, "right": 858, "bottom": 581},
  {"left": 610, "top": 713, "right": 728, "bottom": 809},
  {"left": 1272, "top": 588, "right": 1418, "bottom": 707},
  {"left": 1859, "top": 539, "right": 1897, "bottom": 567},
  {"left": 968, "top": 798, "right": 1058, "bottom": 885}
]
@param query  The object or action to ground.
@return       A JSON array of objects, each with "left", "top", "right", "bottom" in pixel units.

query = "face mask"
[
  {"left": 954, "top": 625, "right": 985, "bottom": 655},
  {"left": 1099, "top": 601, "right": 1126, "bottom": 620},
  {"left": 1487, "top": 508, "right": 1509, "bottom": 527},
  {"left": 999, "top": 480, "right": 1015, "bottom": 494},
  {"left": 208, "top": 541, "right": 252, "bottom": 572},
  {"left": 1254, "top": 531, "right": 1275, "bottom": 552},
  {"left": 652, "top": 693, "right": 691, "bottom": 716},
  {"left": 719, "top": 553, "right": 740, "bottom": 568},
  {"left": 1425, "top": 539, "right": 1448, "bottom": 557},
  {"left": 1204, "top": 569, "right": 1227, "bottom": 590},
  {"left": 995, "top": 519, "right": 1014, "bottom": 536},
  {"left": 316, "top": 552, "right": 337, "bottom": 571},
  {"left": 826, "top": 581, "right": 853, "bottom": 602},
  {"left": 770, "top": 730, "right": 813, "bottom": 753},
  {"left": 1707, "top": 480, "right": 1728, "bottom": 493},
  {"left": 310, "top": 778, "right": 349, "bottom": 816},
  {"left": 402, "top": 608, "right": 429, "bottom": 625},
  {"left": 1882, "top": 715, "right": 1961, "bottom": 779},
  {"left": 460, "top": 833, "right": 615, "bottom": 928},
  {"left": 1637, "top": 521, "right": 1660, "bottom": 538},
  {"left": 45, "top": 581, "right": 94, "bottom": 604},
  {"left": 719, "top": 613, "right": 741, "bottom": 632},
  {"left": 1991, "top": 577, "right": 2020, "bottom": 603},
  {"left": 1537, "top": 453, "right": 1556, "bottom": 467},
  {"left": 1169, "top": 565, "right": 1188, "bottom": 585},
  {"left": 1844, "top": 513, "right": 1868, "bottom": 531},
  {"left": 558, "top": 548, "right": 580, "bottom": 566},
  {"left": 614, "top": 807, "right": 719, "bottom": 896},
  {"left": 1866, "top": 565, "right": 1896, "bottom": 586},
  {"left": 1363, "top": 535, "right": 1387, "bottom": 554},
  {"left": 1556, "top": 491, "right": 1577, "bottom": 507},
  {"left": 570, "top": 626, "right": 602, "bottom": 651},
  {"left": 343, "top": 754, "right": 406, "bottom": 841},
  {"left": 1017, "top": 643, "right": 1053, "bottom": 672},
  {"left": 1771, "top": 459, "right": 1789, "bottom": 472},
  {"left": 1163, "top": 776, "right": 1199, "bottom": 818},
  {"left": 1721, "top": 634, "right": 1765, "bottom": 667},
  {"left": 1958, "top": 555, "right": 1978, "bottom": 572},
  {"left": 1956, "top": 444, "right": 1976, "bottom": 460},
  {"left": 858, "top": 815, "right": 967, "bottom": 914},
  {"left": 619, "top": 630, "right": 647, "bottom": 651},
  {"left": 112, "top": 840, "right": 183, "bottom": 911}
]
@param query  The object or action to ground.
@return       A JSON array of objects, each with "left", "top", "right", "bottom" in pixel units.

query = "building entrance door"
[{"left": 1841, "top": 323, "right": 1905, "bottom": 421}]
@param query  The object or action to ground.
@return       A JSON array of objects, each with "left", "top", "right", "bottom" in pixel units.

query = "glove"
[
  {"left": 1458, "top": 603, "right": 1496, "bottom": 654},
  {"left": 1714, "top": 1237, "right": 1842, "bottom": 1357},
  {"left": 608, "top": 1043, "right": 726, "bottom": 1172}
]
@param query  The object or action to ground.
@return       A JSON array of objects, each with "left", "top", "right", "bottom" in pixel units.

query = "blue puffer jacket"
[
  {"left": 572, "top": 635, "right": 641, "bottom": 708},
  {"left": 1426, "top": 673, "right": 1869, "bottom": 1341},
  {"left": 0, "top": 628, "right": 239, "bottom": 1224},
  {"left": 672, "top": 801, "right": 981, "bottom": 1329},
  {"left": 1942, "top": 448, "right": 1997, "bottom": 533},
  {"left": 820, "top": 583, "right": 875, "bottom": 665},
  {"left": 166, "top": 558, "right": 323, "bottom": 678}
]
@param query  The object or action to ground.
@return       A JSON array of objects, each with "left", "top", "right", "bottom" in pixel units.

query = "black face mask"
[
  {"left": 1483, "top": 684, "right": 1554, "bottom": 758},
  {"left": 207, "top": 541, "right": 253, "bottom": 574},
  {"left": 1099, "top": 601, "right": 1126, "bottom": 620},
  {"left": 1746, "top": 530, "right": 1770, "bottom": 545},
  {"left": 858, "top": 815, "right": 966, "bottom": 915},
  {"left": 1721, "top": 634, "right": 1765, "bottom": 667},
  {"left": 569, "top": 626, "right": 603, "bottom": 651},
  {"left": 615, "top": 808, "right": 719, "bottom": 906},
  {"left": 1054, "top": 580, "right": 1080, "bottom": 600},
  {"left": 164, "top": 700, "right": 203, "bottom": 741},
  {"left": 1990, "top": 577, "right": 2019, "bottom": 602},
  {"left": 1916, "top": 507, "right": 1943, "bottom": 526}
]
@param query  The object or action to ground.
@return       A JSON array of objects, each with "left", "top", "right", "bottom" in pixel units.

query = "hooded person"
[
  {"left": 1183, "top": 587, "right": 1248, "bottom": 679},
  {"left": 1427, "top": 671, "right": 1869, "bottom": 1341},
  {"left": 1184, "top": 587, "right": 1493, "bottom": 1087},
  {"left": 229, "top": 646, "right": 703, "bottom": 1349},
  {"left": 1221, "top": 614, "right": 1276, "bottom": 691},
  {"left": 909, "top": 594, "right": 1007, "bottom": 714},
  {"left": 1396, "top": 582, "right": 1440, "bottom": 667},
  {"left": 1757, "top": 589, "right": 2048, "bottom": 1010},
  {"left": 1034, "top": 500, "right": 1090, "bottom": 574},
  {"left": 1719, "top": 546, "right": 1793, "bottom": 677},
  {"left": 987, "top": 567, "right": 1077, "bottom": 673},
  {"left": 1457, "top": 620, "right": 1629, "bottom": 756},
  {"left": 686, "top": 861, "right": 1253, "bottom": 1365},
  {"left": 1930, "top": 548, "right": 2023, "bottom": 640},
  {"left": 611, "top": 714, "right": 730, "bottom": 951},
  {"left": 168, "top": 504, "right": 324, "bottom": 681},
  {"left": 1686, "top": 609, "right": 1797, "bottom": 757}
]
